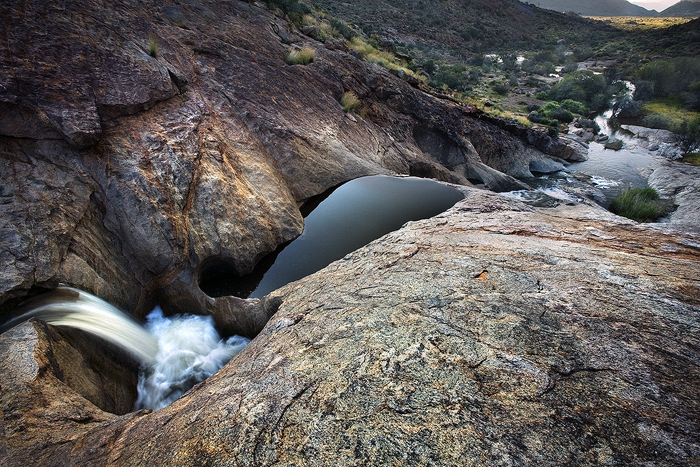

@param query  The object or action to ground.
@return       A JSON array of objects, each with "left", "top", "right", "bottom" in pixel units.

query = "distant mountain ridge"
[
  {"left": 661, "top": 0, "right": 700, "bottom": 17},
  {"left": 527, "top": 0, "right": 658, "bottom": 16},
  {"left": 310, "top": 0, "right": 618, "bottom": 59}
]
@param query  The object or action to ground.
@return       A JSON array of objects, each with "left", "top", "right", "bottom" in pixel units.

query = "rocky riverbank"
[
  {"left": 2, "top": 0, "right": 700, "bottom": 465},
  {"left": 2, "top": 188, "right": 699, "bottom": 465}
]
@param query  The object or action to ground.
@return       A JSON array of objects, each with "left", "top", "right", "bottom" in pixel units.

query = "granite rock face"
[
  {"left": 0, "top": 0, "right": 564, "bottom": 322},
  {"left": 2, "top": 189, "right": 699, "bottom": 465},
  {"left": 3, "top": 0, "right": 699, "bottom": 464}
]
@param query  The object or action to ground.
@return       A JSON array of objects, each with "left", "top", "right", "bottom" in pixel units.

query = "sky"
[{"left": 628, "top": 0, "right": 680, "bottom": 11}]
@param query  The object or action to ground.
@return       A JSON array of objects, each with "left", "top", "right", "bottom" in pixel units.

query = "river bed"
[{"left": 507, "top": 108, "right": 674, "bottom": 208}]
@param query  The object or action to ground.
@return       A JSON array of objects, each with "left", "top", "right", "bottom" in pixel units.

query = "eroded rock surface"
[
  {"left": 0, "top": 0, "right": 567, "bottom": 323},
  {"left": 3, "top": 0, "right": 699, "bottom": 464},
  {"left": 649, "top": 161, "right": 700, "bottom": 233},
  {"left": 2, "top": 189, "right": 699, "bottom": 466}
]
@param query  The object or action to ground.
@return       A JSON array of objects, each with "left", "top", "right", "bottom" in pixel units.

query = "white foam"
[
  {"left": 135, "top": 307, "right": 249, "bottom": 411},
  {"left": 589, "top": 176, "right": 619, "bottom": 189},
  {"left": 540, "top": 187, "right": 582, "bottom": 203}
]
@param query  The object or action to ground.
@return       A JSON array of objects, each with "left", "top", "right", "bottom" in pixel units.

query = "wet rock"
[
  {"left": 558, "top": 133, "right": 589, "bottom": 161},
  {"left": 621, "top": 125, "right": 676, "bottom": 143},
  {"left": 648, "top": 161, "right": 700, "bottom": 233},
  {"left": 605, "top": 139, "right": 623, "bottom": 150},
  {"left": 0, "top": 320, "right": 137, "bottom": 464}
]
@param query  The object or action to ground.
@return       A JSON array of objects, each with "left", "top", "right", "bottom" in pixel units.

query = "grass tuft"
[
  {"left": 682, "top": 153, "right": 700, "bottom": 166},
  {"left": 340, "top": 91, "right": 360, "bottom": 112},
  {"left": 148, "top": 33, "right": 158, "bottom": 58},
  {"left": 609, "top": 187, "right": 663, "bottom": 222},
  {"left": 348, "top": 37, "right": 426, "bottom": 83},
  {"left": 285, "top": 47, "right": 316, "bottom": 65}
]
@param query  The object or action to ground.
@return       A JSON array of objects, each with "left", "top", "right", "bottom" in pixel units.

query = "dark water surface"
[{"left": 201, "top": 175, "right": 463, "bottom": 299}]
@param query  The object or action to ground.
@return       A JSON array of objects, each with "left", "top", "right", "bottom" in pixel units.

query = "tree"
[{"left": 676, "top": 116, "right": 700, "bottom": 154}]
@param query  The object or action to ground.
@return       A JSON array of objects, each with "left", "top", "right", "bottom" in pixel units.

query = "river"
[
  {"left": 508, "top": 94, "right": 677, "bottom": 208},
  {"left": 200, "top": 175, "right": 464, "bottom": 299}
]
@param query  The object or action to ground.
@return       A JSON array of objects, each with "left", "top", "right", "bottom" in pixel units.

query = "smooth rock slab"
[{"left": 2, "top": 189, "right": 699, "bottom": 466}]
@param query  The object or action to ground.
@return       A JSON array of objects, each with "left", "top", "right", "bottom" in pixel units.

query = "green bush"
[
  {"left": 492, "top": 82, "right": 509, "bottom": 95},
  {"left": 548, "top": 107, "right": 574, "bottom": 123},
  {"left": 528, "top": 111, "right": 549, "bottom": 125},
  {"left": 560, "top": 99, "right": 587, "bottom": 115},
  {"left": 639, "top": 58, "right": 700, "bottom": 108},
  {"left": 613, "top": 97, "right": 642, "bottom": 118},
  {"left": 633, "top": 80, "right": 655, "bottom": 102},
  {"left": 429, "top": 64, "right": 474, "bottom": 92},
  {"left": 609, "top": 187, "right": 662, "bottom": 222},
  {"left": 546, "top": 71, "right": 611, "bottom": 110},
  {"left": 675, "top": 115, "right": 700, "bottom": 154},
  {"left": 641, "top": 113, "right": 673, "bottom": 130},
  {"left": 330, "top": 18, "right": 356, "bottom": 40},
  {"left": 580, "top": 118, "right": 600, "bottom": 134},
  {"left": 285, "top": 47, "right": 316, "bottom": 65},
  {"left": 539, "top": 102, "right": 574, "bottom": 123}
]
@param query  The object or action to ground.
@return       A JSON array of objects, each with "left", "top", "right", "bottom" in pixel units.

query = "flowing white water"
[
  {"left": 1, "top": 286, "right": 158, "bottom": 364},
  {"left": 1, "top": 286, "right": 250, "bottom": 411},
  {"left": 135, "top": 307, "right": 249, "bottom": 411}
]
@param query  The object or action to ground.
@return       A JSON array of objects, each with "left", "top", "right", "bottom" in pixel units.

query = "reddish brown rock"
[
  {"left": 0, "top": 0, "right": 563, "bottom": 323},
  {"left": 2, "top": 189, "right": 699, "bottom": 466}
]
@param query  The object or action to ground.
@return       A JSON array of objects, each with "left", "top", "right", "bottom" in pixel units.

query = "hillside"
[
  {"left": 310, "top": 0, "right": 620, "bottom": 60},
  {"left": 661, "top": 0, "right": 700, "bottom": 16},
  {"left": 643, "top": 16, "right": 700, "bottom": 54},
  {"left": 528, "top": 0, "right": 657, "bottom": 16}
]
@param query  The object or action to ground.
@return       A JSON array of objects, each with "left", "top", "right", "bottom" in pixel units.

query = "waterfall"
[
  {"left": 135, "top": 307, "right": 249, "bottom": 410},
  {"left": 1, "top": 286, "right": 158, "bottom": 364},
  {"left": 1, "top": 286, "right": 250, "bottom": 411}
]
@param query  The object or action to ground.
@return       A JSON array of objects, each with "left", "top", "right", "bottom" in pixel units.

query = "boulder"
[
  {"left": 621, "top": 125, "right": 676, "bottom": 144},
  {"left": 648, "top": 161, "right": 700, "bottom": 233},
  {"left": 2, "top": 189, "right": 699, "bottom": 465},
  {"left": 605, "top": 139, "right": 624, "bottom": 150}
]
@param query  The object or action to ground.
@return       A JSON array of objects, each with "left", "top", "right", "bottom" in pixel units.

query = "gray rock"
[
  {"left": 605, "top": 139, "right": 623, "bottom": 150},
  {"left": 648, "top": 161, "right": 700, "bottom": 233},
  {"left": 621, "top": 124, "right": 676, "bottom": 143}
]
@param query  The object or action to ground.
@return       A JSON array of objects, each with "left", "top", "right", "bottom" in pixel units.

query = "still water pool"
[{"left": 201, "top": 175, "right": 464, "bottom": 299}]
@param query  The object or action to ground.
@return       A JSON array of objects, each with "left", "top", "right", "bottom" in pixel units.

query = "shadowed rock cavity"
[{"left": 413, "top": 126, "right": 531, "bottom": 192}]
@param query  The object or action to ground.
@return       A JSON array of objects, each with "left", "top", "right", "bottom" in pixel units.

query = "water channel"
[{"left": 508, "top": 105, "right": 673, "bottom": 208}]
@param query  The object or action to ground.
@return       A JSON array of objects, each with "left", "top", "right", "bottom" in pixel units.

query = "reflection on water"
[
  {"left": 511, "top": 102, "right": 665, "bottom": 208},
  {"left": 201, "top": 175, "right": 464, "bottom": 299},
  {"left": 570, "top": 111, "right": 660, "bottom": 203}
]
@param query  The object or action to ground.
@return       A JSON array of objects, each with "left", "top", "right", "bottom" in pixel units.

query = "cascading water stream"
[
  {"left": 135, "top": 307, "right": 249, "bottom": 410},
  {"left": 1, "top": 286, "right": 159, "bottom": 364},
  {"left": 1, "top": 286, "right": 249, "bottom": 411}
]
